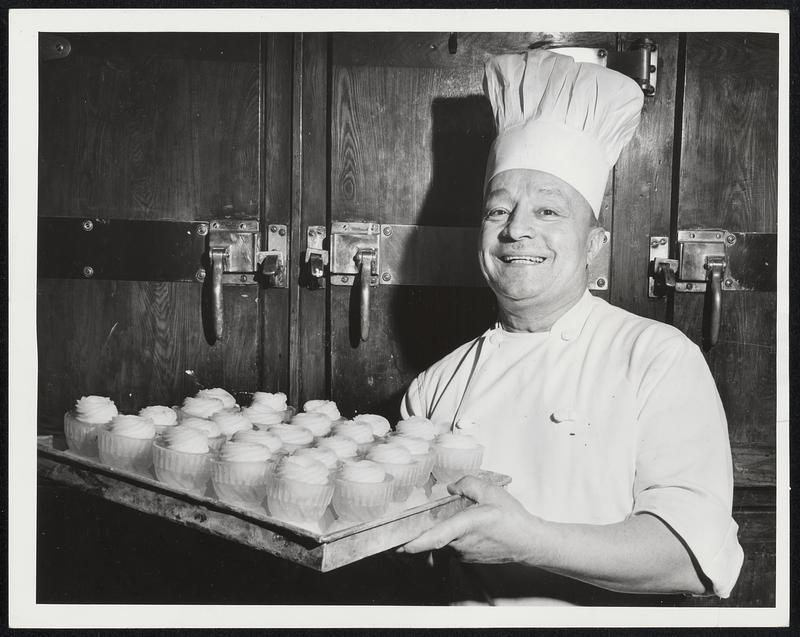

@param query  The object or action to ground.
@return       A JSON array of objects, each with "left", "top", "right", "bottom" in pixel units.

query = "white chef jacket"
[{"left": 401, "top": 289, "right": 743, "bottom": 603}]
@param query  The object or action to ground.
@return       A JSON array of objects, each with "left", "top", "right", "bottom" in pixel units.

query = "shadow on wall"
[{"left": 386, "top": 95, "right": 498, "bottom": 396}]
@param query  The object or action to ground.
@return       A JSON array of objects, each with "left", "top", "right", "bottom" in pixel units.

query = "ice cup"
[
  {"left": 211, "top": 458, "right": 274, "bottom": 509},
  {"left": 331, "top": 475, "right": 394, "bottom": 523},
  {"left": 266, "top": 475, "right": 333, "bottom": 524},
  {"left": 97, "top": 426, "right": 154, "bottom": 474},
  {"left": 152, "top": 441, "right": 212, "bottom": 495}
]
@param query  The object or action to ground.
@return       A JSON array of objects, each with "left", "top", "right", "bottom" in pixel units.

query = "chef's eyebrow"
[{"left": 483, "top": 188, "right": 512, "bottom": 206}]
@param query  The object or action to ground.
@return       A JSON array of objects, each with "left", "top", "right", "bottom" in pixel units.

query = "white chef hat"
[{"left": 483, "top": 49, "right": 644, "bottom": 216}]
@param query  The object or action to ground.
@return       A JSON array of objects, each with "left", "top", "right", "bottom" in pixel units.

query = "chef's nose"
[{"left": 504, "top": 209, "right": 536, "bottom": 241}]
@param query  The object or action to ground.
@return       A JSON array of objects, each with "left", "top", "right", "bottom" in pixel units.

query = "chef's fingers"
[
  {"left": 447, "top": 475, "right": 498, "bottom": 503},
  {"left": 400, "top": 510, "right": 475, "bottom": 554}
]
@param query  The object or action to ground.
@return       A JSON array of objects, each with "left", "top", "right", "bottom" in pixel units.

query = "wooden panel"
[
  {"left": 610, "top": 33, "right": 679, "bottom": 321},
  {"left": 39, "top": 33, "right": 260, "bottom": 220},
  {"left": 260, "top": 33, "right": 294, "bottom": 395},
  {"left": 331, "top": 286, "right": 497, "bottom": 419},
  {"left": 673, "top": 32, "right": 777, "bottom": 494},
  {"left": 333, "top": 32, "right": 616, "bottom": 69},
  {"left": 291, "top": 34, "right": 330, "bottom": 406},
  {"left": 677, "top": 33, "right": 778, "bottom": 231},
  {"left": 37, "top": 278, "right": 260, "bottom": 433}
]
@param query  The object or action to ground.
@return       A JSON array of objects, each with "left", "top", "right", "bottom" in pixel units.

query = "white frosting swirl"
[
  {"left": 435, "top": 432, "right": 481, "bottom": 450},
  {"left": 74, "top": 395, "right": 118, "bottom": 424},
  {"left": 389, "top": 434, "right": 430, "bottom": 455},
  {"left": 396, "top": 416, "right": 438, "bottom": 441},
  {"left": 354, "top": 414, "right": 391, "bottom": 436},
  {"left": 181, "top": 396, "right": 225, "bottom": 419},
  {"left": 196, "top": 387, "right": 236, "bottom": 409},
  {"left": 162, "top": 425, "right": 209, "bottom": 454},
  {"left": 251, "top": 391, "right": 288, "bottom": 412},
  {"left": 218, "top": 441, "right": 271, "bottom": 463},
  {"left": 108, "top": 414, "right": 156, "bottom": 439},
  {"left": 303, "top": 399, "right": 341, "bottom": 421},
  {"left": 290, "top": 412, "right": 333, "bottom": 437},
  {"left": 212, "top": 410, "right": 252, "bottom": 438},
  {"left": 339, "top": 460, "right": 385, "bottom": 483},
  {"left": 367, "top": 442, "right": 413, "bottom": 465},
  {"left": 316, "top": 434, "right": 358, "bottom": 460},
  {"left": 293, "top": 446, "right": 339, "bottom": 470},
  {"left": 232, "top": 429, "right": 283, "bottom": 453},
  {"left": 332, "top": 420, "right": 374, "bottom": 444},
  {"left": 277, "top": 455, "right": 329, "bottom": 485},
  {"left": 182, "top": 417, "right": 222, "bottom": 438},
  {"left": 269, "top": 424, "right": 313, "bottom": 447},
  {"left": 138, "top": 405, "right": 177, "bottom": 429},
  {"left": 243, "top": 403, "right": 284, "bottom": 427}
]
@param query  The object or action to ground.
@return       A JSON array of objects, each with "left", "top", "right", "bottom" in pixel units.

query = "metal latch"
[
  {"left": 303, "top": 226, "right": 328, "bottom": 289},
  {"left": 256, "top": 224, "right": 288, "bottom": 289},
  {"left": 549, "top": 38, "right": 658, "bottom": 96},
  {"left": 330, "top": 222, "right": 380, "bottom": 341}
]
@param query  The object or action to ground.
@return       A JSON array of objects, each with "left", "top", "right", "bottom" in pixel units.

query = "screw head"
[
  {"left": 725, "top": 278, "right": 733, "bottom": 288},
  {"left": 239, "top": 223, "right": 247, "bottom": 230},
  {"left": 308, "top": 229, "right": 316, "bottom": 236},
  {"left": 342, "top": 224, "right": 349, "bottom": 232},
  {"left": 81, "top": 219, "right": 94, "bottom": 232},
  {"left": 686, "top": 282, "right": 694, "bottom": 290},
  {"left": 381, "top": 272, "right": 392, "bottom": 282},
  {"left": 644, "top": 85, "right": 656, "bottom": 97},
  {"left": 270, "top": 225, "right": 278, "bottom": 233},
  {"left": 195, "top": 223, "right": 208, "bottom": 236},
  {"left": 55, "top": 43, "right": 65, "bottom": 52},
  {"left": 211, "top": 222, "right": 219, "bottom": 229},
  {"left": 726, "top": 234, "right": 737, "bottom": 245},
  {"left": 340, "top": 276, "right": 349, "bottom": 284},
  {"left": 278, "top": 228, "right": 286, "bottom": 236},
  {"left": 383, "top": 226, "right": 393, "bottom": 236},
  {"left": 82, "top": 266, "right": 94, "bottom": 278},
  {"left": 240, "top": 274, "right": 248, "bottom": 283},
  {"left": 650, "top": 239, "right": 659, "bottom": 248},
  {"left": 659, "top": 237, "right": 667, "bottom": 245},
  {"left": 597, "top": 49, "right": 607, "bottom": 58},
  {"left": 596, "top": 278, "right": 606, "bottom": 288},
  {"left": 649, "top": 64, "right": 657, "bottom": 73},
  {"left": 690, "top": 232, "right": 696, "bottom": 239},
  {"left": 195, "top": 269, "right": 206, "bottom": 282}
]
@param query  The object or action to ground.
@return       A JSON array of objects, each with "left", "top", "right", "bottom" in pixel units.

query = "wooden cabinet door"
[
  {"left": 314, "top": 32, "right": 776, "bottom": 606},
  {"left": 37, "top": 33, "right": 294, "bottom": 429}
]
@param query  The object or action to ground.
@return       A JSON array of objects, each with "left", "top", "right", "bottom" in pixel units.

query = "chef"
[{"left": 398, "top": 49, "right": 744, "bottom": 605}]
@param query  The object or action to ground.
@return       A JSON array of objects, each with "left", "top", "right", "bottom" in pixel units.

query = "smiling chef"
[{"left": 398, "top": 49, "right": 744, "bottom": 605}]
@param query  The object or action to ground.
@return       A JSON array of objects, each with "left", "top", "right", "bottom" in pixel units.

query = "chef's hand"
[{"left": 399, "top": 475, "right": 544, "bottom": 564}]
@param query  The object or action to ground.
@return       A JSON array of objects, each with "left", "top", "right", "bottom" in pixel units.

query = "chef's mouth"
[{"left": 498, "top": 255, "right": 547, "bottom": 264}]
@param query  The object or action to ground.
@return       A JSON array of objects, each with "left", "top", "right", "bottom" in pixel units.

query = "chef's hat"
[{"left": 483, "top": 49, "right": 644, "bottom": 216}]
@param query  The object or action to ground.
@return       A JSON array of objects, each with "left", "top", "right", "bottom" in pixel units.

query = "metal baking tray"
[{"left": 37, "top": 439, "right": 511, "bottom": 572}]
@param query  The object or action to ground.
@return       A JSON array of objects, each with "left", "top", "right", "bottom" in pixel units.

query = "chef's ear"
[{"left": 586, "top": 226, "right": 606, "bottom": 266}]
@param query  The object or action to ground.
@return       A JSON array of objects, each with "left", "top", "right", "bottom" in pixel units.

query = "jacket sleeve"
[{"left": 630, "top": 327, "right": 744, "bottom": 598}]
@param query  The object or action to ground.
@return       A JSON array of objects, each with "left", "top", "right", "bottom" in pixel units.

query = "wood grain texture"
[
  {"left": 37, "top": 278, "right": 260, "bottom": 434},
  {"left": 39, "top": 33, "right": 260, "bottom": 220},
  {"left": 610, "top": 33, "right": 679, "bottom": 321},
  {"left": 332, "top": 32, "right": 615, "bottom": 69},
  {"left": 259, "top": 33, "right": 294, "bottom": 396},
  {"left": 330, "top": 285, "right": 497, "bottom": 420},
  {"left": 290, "top": 33, "right": 331, "bottom": 407},
  {"left": 677, "top": 33, "right": 778, "bottom": 232}
]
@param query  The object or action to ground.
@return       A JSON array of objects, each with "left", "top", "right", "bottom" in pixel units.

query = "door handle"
[
  {"left": 355, "top": 248, "right": 377, "bottom": 341},
  {"left": 210, "top": 247, "right": 228, "bottom": 341},
  {"left": 703, "top": 256, "right": 725, "bottom": 349}
]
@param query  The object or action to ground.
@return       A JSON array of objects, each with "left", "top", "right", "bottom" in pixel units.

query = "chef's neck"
[{"left": 497, "top": 287, "right": 586, "bottom": 333}]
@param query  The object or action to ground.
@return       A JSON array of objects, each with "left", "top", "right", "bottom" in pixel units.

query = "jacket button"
[{"left": 561, "top": 330, "right": 574, "bottom": 341}]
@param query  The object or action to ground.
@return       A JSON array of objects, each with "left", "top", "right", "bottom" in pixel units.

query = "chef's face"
[{"left": 479, "top": 169, "right": 606, "bottom": 308}]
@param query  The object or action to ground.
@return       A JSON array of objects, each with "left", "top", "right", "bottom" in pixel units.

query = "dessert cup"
[
  {"left": 432, "top": 444, "right": 484, "bottom": 484},
  {"left": 266, "top": 475, "right": 333, "bottom": 524},
  {"left": 332, "top": 475, "right": 394, "bottom": 523},
  {"left": 152, "top": 441, "right": 212, "bottom": 495},
  {"left": 211, "top": 458, "right": 273, "bottom": 509},
  {"left": 97, "top": 426, "right": 154, "bottom": 474},
  {"left": 63, "top": 412, "right": 103, "bottom": 457}
]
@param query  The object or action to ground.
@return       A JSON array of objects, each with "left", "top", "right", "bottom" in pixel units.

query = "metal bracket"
[
  {"left": 255, "top": 224, "right": 288, "bottom": 288},
  {"left": 551, "top": 38, "right": 658, "bottom": 96},
  {"left": 675, "top": 229, "right": 732, "bottom": 293},
  {"left": 304, "top": 226, "right": 329, "bottom": 289},
  {"left": 330, "top": 222, "right": 380, "bottom": 286},
  {"left": 40, "top": 34, "right": 71, "bottom": 62}
]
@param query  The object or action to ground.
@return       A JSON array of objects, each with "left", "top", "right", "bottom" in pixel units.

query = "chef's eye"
[
  {"left": 537, "top": 208, "right": 559, "bottom": 217},
  {"left": 484, "top": 207, "right": 510, "bottom": 219}
]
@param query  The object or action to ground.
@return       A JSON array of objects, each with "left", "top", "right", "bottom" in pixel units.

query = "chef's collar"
[{"left": 493, "top": 288, "right": 595, "bottom": 343}]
